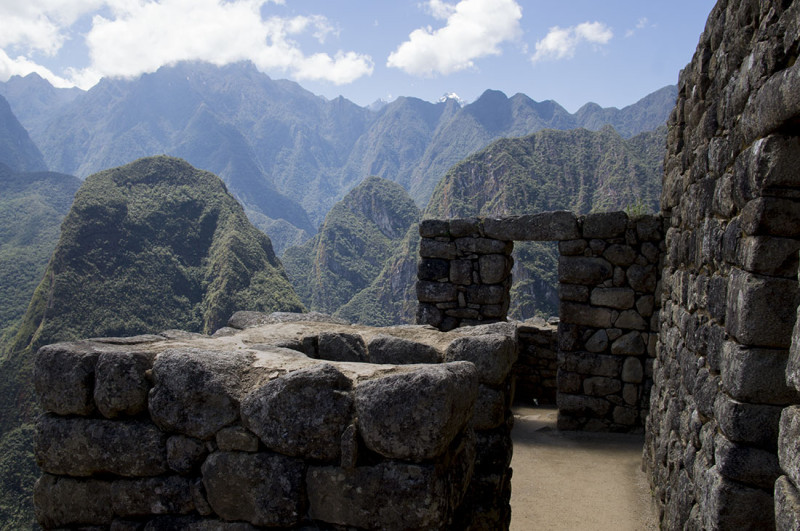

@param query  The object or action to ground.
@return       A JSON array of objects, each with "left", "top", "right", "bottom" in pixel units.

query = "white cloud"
[
  {"left": 0, "top": 0, "right": 372, "bottom": 88},
  {"left": 531, "top": 21, "right": 613, "bottom": 63},
  {"left": 0, "top": 48, "right": 74, "bottom": 87},
  {"left": 625, "top": 17, "right": 649, "bottom": 38},
  {"left": 388, "top": 0, "right": 522, "bottom": 76}
]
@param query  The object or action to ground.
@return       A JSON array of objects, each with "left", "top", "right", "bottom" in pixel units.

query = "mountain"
[
  {"left": 0, "top": 165, "right": 81, "bottom": 344},
  {"left": 0, "top": 62, "right": 676, "bottom": 253},
  {"left": 0, "top": 95, "right": 46, "bottom": 173},
  {"left": 7, "top": 155, "right": 302, "bottom": 355},
  {"left": 282, "top": 176, "right": 419, "bottom": 317}
]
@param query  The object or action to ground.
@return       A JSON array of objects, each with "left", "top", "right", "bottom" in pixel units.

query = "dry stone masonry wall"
[
  {"left": 643, "top": 1, "right": 800, "bottom": 529},
  {"left": 416, "top": 212, "right": 663, "bottom": 430},
  {"left": 32, "top": 313, "right": 518, "bottom": 530}
]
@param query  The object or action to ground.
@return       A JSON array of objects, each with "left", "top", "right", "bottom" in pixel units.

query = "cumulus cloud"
[
  {"left": 531, "top": 21, "right": 613, "bottom": 63},
  {"left": 0, "top": 0, "right": 105, "bottom": 55},
  {"left": 0, "top": 48, "right": 74, "bottom": 87},
  {"left": 388, "top": 0, "right": 522, "bottom": 76},
  {"left": 0, "top": 0, "right": 373, "bottom": 88}
]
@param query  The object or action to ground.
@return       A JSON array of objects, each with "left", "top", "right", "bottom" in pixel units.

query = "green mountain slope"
[
  {"left": 8, "top": 155, "right": 302, "bottom": 354},
  {"left": 282, "top": 176, "right": 419, "bottom": 316}
]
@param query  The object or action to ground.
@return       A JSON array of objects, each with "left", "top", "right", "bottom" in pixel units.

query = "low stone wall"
[
  {"left": 416, "top": 211, "right": 663, "bottom": 431},
  {"left": 514, "top": 319, "right": 558, "bottom": 405},
  {"left": 32, "top": 313, "right": 517, "bottom": 530}
]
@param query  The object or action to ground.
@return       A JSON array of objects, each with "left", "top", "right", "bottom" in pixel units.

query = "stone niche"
[{"left": 32, "top": 311, "right": 517, "bottom": 530}]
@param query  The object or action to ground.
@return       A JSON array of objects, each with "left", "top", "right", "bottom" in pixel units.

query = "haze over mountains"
[{"left": 0, "top": 61, "right": 675, "bottom": 254}]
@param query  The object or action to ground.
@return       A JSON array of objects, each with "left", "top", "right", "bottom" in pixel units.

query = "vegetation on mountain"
[
  {"left": 0, "top": 95, "right": 46, "bottom": 173},
  {"left": 282, "top": 176, "right": 419, "bottom": 316},
  {"left": 7, "top": 155, "right": 302, "bottom": 355}
]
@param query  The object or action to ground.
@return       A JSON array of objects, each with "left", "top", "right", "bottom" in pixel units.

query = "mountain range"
[{"left": 0, "top": 61, "right": 676, "bottom": 254}]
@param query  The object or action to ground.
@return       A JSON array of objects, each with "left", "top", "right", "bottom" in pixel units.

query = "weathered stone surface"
[
  {"left": 603, "top": 244, "right": 637, "bottom": 266},
  {"left": 445, "top": 334, "right": 517, "bottom": 385},
  {"left": 725, "top": 268, "right": 799, "bottom": 348},
  {"left": 112, "top": 476, "right": 194, "bottom": 517},
  {"left": 776, "top": 475, "right": 800, "bottom": 531},
  {"left": 317, "top": 332, "right": 367, "bottom": 363},
  {"left": 590, "top": 287, "right": 635, "bottom": 309},
  {"left": 418, "top": 258, "right": 449, "bottom": 280},
  {"left": 216, "top": 426, "right": 260, "bottom": 452},
  {"left": 149, "top": 349, "right": 252, "bottom": 440},
  {"left": 166, "top": 435, "right": 207, "bottom": 475},
  {"left": 585, "top": 330, "right": 609, "bottom": 353},
  {"left": 417, "top": 281, "right": 457, "bottom": 303},
  {"left": 242, "top": 364, "right": 353, "bottom": 461},
  {"left": 741, "top": 197, "right": 800, "bottom": 237},
  {"left": 35, "top": 342, "right": 100, "bottom": 416},
  {"left": 448, "top": 218, "right": 480, "bottom": 237},
  {"left": 779, "top": 406, "right": 800, "bottom": 488},
  {"left": 355, "top": 362, "right": 477, "bottom": 461},
  {"left": 472, "top": 384, "right": 505, "bottom": 430},
  {"left": 701, "top": 465, "right": 775, "bottom": 530},
  {"left": 559, "top": 239, "right": 587, "bottom": 256},
  {"left": 454, "top": 237, "right": 511, "bottom": 254},
  {"left": 479, "top": 254, "right": 509, "bottom": 284},
  {"left": 559, "top": 284, "right": 589, "bottom": 302},
  {"left": 558, "top": 256, "right": 613, "bottom": 285},
  {"left": 582, "top": 212, "right": 628, "bottom": 239},
  {"left": 561, "top": 351, "right": 622, "bottom": 377},
  {"left": 621, "top": 358, "right": 643, "bottom": 383},
  {"left": 557, "top": 393, "right": 611, "bottom": 417},
  {"left": 610, "top": 332, "right": 645, "bottom": 356},
  {"left": 202, "top": 452, "right": 304, "bottom": 528},
  {"left": 94, "top": 351, "right": 153, "bottom": 418},
  {"left": 560, "top": 302, "right": 613, "bottom": 328},
  {"left": 483, "top": 211, "right": 579, "bottom": 241},
  {"left": 35, "top": 414, "right": 167, "bottom": 477},
  {"left": 465, "top": 284, "right": 505, "bottom": 305},
  {"left": 419, "top": 219, "right": 449, "bottom": 238},
  {"left": 714, "top": 392, "right": 783, "bottom": 450},
  {"left": 626, "top": 264, "right": 657, "bottom": 292},
  {"left": 34, "top": 475, "right": 113, "bottom": 528},
  {"left": 583, "top": 376, "right": 622, "bottom": 397},
  {"left": 736, "top": 235, "right": 800, "bottom": 278},
  {"left": 368, "top": 334, "right": 441, "bottom": 365},
  {"left": 419, "top": 238, "right": 457, "bottom": 259},
  {"left": 720, "top": 341, "right": 797, "bottom": 404},
  {"left": 714, "top": 433, "right": 781, "bottom": 489},
  {"left": 449, "top": 259, "right": 473, "bottom": 285},
  {"left": 614, "top": 310, "right": 648, "bottom": 330}
]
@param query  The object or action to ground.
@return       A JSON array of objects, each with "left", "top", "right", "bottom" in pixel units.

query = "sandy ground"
[{"left": 509, "top": 405, "right": 658, "bottom": 531}]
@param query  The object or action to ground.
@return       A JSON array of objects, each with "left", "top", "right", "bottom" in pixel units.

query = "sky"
[{"left": 0, "top": 0, "right": 717, "bottom": 112}]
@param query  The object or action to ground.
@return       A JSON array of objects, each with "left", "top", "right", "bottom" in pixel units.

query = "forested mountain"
[
  {"left": 308, "top": 125, "right": 667, "bottom": 326},
  {"left": 0, "top": 95, "right": 46, "bottom": 173},
  {"left": 0, "top": 62, "right": 675, "bottom": 253},
  {"left": 282, "top": 176, "right": 419, "bottom": 318}
]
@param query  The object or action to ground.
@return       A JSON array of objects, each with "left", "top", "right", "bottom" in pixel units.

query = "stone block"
[
  {"left": 590, "top": 287, "right": 635, "bottom": 309},
  {"left": 317, "top": 332, "right": 368, "bottom": 363},
  {"left": 34, "top": 475, "right": 113, "bottom": 528},
  {"left": 479, "top": 254, "right": 509, "bottom": 284},
  {"left": 736, "top": 235, "right": 800, "bottom": 278},
  {"left": 583, "top": 376, "right": 622, "bottom": 397},
  {"left": 559, "top": 284, "right": 589, "bottom": 302},
  {"left": 621, "top": 358, "right": 643, "bottom": 383},
  {"left": 557, "top": 393, "right": 611, "bottom": 416},
  {"left": 417, "top": 258, "right": 449, "bottom": 281},
  {"left": 559, "top": 239, "right": 587, "bottom": 256},
  {"left": 465, "top": 284, "right": 506, "bottom": 305},
  {"left": 242, "top": 364, "right": 353, "bottom": 461},
  {"left": 701, "top": 465, "right": 775, "bottom": 530},
  {"left": 614, "top": 310, "right": 648, "bottom": 330},
  {"left": 216, "top": 426, "right": 260, "bottom": 452},
  {"left": 445, "top": 334, "right": 517, "bottom": 385},
  {"left": 741, "top": 197, "right": 800, "bottom": 237},
  {"left": 557, "top": 370, "right": 581, "bottom": 394},
  {"left": 416, "top": 281, "right": 457, "bottom": 303},
  {"left": 472, "top": 384, "right": 506, "bottom": 430},
  {"left": 612, "top": 406, "right": 638, "bottom": 426},
  {"left": 734, "top": 135, "right": 800, "bottom": 201},
  {"left": 416, "top": 303, "right": 442, "bottom": 327},
  {"left": 455, "top": 237, "right": 511, "bottom": 254},
  {"left": 725, "top": 268, "right": 799, "bottom": 348},
  {"left": 94, "top": 350, "right": 153, "bottom": 418},
  {"left": 202, "top": 451, "right": 304, "bottom": 528},
  {"left": 355, "top": 362, "right": 477, "bottom": 461},
  {"left": 419, "top": 238, "right": 457, "bottom": 259},
  {"left": 603, "top": 244, "right": 637, "bottom": 266},
  {"left": 560, "top": 302, "right": 613, "bottom": 328},
  {"left": 166, "top": 435, "right": 207, "bottom": 475},
  {"left": 720, "top": 341, "right": 797, "bottom": 404},
  {"left": 149, "top": 348, "right": 252, "bottom": 440},
  {"left": 626, "top": 264, "right": 657, "bottom": 292},
  {"left": 483, "top": 211, "right": 579, "bottom": 241},
  {"left": 585, "top": 330, "right": 609, "bottom": 353},
  {"left": 714, "top": 433, "right": 781, "bottom": 489},
  {"left": 449, "top": 218, "right": 480, "bottom": 237},
  {"left": 560, "top": 351, "right": 623, "bottom": 377},
  {"left": 35, "top": 414, "right": 167, "bottom": 477},
  {"left": 779, "top": 406, "right": 800, "bottom": 488},
  {"left": 582, "top": 212, "right": 628, "bottom": 239},
  {"left": 112, "top": 476, "right": 194, "bottom": 517},
  {"left": 34, "top": 342, "right": 100, "bottom": 416},
  {"left": 714, "top": 392, "right": 783, "bottom": 450},
  {"left": 636, "top": 216, "right": 662, "bottom": 241},
  {"left": 610, "top": 332, "right": 645, "bottom": 355},
  {"left": 776, "top": 475, "right": 800, "bottom": 531},
  {"left": 419, "top": 220, "right": 449, "bottom": 238},
  {"left": 449, "top": 259, "right": 473, "bottom": 285},
  {"left": 367, "top": 335, "right": 441, "bottom": 364},
  {"left": 558, "top": 256, "right": 613, "bottom": 285}
]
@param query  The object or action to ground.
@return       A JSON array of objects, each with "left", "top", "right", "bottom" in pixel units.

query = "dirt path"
[{"left": 509, "top": 406, "right": 658, "bottom": 531}]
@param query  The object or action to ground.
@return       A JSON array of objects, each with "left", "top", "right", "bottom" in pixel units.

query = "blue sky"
[{"left": 0, "top": 0, "right": 716, "bottom": 111}]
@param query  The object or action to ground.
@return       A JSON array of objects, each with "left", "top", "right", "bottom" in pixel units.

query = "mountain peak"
[{"left": 438, "top": 92, "right": 465, "bottom": 106}]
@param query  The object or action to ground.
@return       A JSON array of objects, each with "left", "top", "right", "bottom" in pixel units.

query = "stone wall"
[
  {"left": 32, "top": 313, "right": 517, "bottom": 530},
  {"left": 643, "top": 1, "right": 800, "bottom": 529},
  {"left": 416, "top": 212, "right": 663, "bottom": 430},
  {"left": 514, "top": 319, "right": 558, "bottom": 405}
]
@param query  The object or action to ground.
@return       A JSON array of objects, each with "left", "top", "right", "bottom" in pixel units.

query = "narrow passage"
[{"left": 510, "top": 405, "right": 658, "bottom": 531}]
